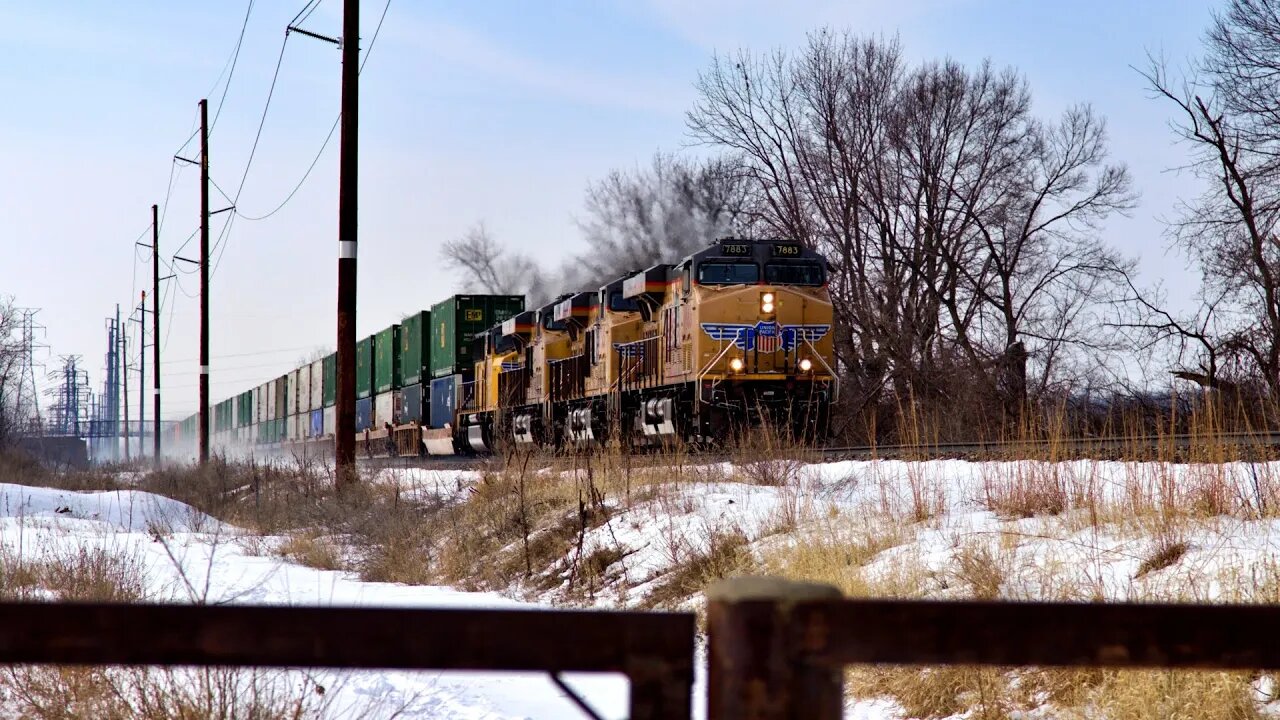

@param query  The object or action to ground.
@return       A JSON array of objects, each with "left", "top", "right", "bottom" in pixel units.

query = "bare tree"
[
  {"left": 0, "top": 298, "right": 30, "bottom": 449},
  {"left": 441, "top": 222, "right": 552, "bottom": 305},
  {"left": 1135, "top": 0, "right": 1280, "bottom": 400},
  {"left": 688, "top": 30, "right": 1135, "bottom": 419},
  {"left": 573, "top": 153, "right": 749, "bottom": 287}
]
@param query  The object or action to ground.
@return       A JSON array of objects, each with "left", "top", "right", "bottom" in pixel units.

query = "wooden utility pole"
[
  {"left": 199, "top": 98, "right": 210, "bottom": 465},
  {"left": 120, "top": 304, "right": 129, "bottom": 463},
  {"left": 136, "top": 293, "right": 145, "bottom": 461},
  {"left": 335, "top": 0, "right": 359, "bottom": 483},
  {"left": 151, "top": 204, "right": 161, "bottom": 463}
]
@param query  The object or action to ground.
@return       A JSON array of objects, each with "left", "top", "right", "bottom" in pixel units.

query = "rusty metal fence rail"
[
  {"left": 13, "top": 579, "right": 1280, "bottom": 719},
  {"left": 705, "top": 577, "right": 1280, "bottom": 720},
  {"left": 0, "top": 602, "right": 696, "bottom": 720}
]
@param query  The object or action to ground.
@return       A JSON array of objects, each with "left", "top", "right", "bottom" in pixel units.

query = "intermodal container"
[
  {"left": 322, "top": 353, "right": 337, "bottom": 407},
  {"left": 399, "top": 383, "right": 425, "bottom": 424},
  {"left": 275, "top": 375, "right": 289, "bottom": 420},
  {"left": 399, "top": 311, "right": 431, "bottom": 387},
  {"left": 323, "top": 405, "right": 335, "bottom": 437},
  {"left": 356, "top": 335, "right": 374, "bottom": 399},
  {"left": 294, "top": 365, "right": 310, "bottom": 415},
  {"left": 429, "top": 374, "right": 460, "bottom": 429},
  {"left": 373, "top": 390, "right": 399, "bottom": 428},
  {"left": 265, "top": 382, "right": 277, "bottom": 421},
  {"left": 309, "top": 359, "right": 323, "bottom": 411},
  {"left": 286, "top": 369, "right": 299, "bottom": 416},
  {"left": 355, "top": 396, "right": 372, "bottom": 432},
  {"left": 429, "top": 295, "right": 525, "bottom": 379},
  {"left": 309, "top": 409, "right": 323, "bottom": 438},
  {"left": 374, "top": 324, "right": 401, "bottom": 394}
]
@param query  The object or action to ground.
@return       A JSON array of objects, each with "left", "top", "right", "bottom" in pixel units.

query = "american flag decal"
[{"left": 701, "top": 322, "right": 830, "bottom": 352}]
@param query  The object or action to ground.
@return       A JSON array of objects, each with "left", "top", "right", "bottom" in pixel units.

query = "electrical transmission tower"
[
  {"left": 3, "top": 307, "right": 45, "bottom": 436},
  {"left": 17, "top": 308, "right": 46, "bottom": 433},
  {"left": 43, "top": 356, "right": 89, "bottom": 437}
]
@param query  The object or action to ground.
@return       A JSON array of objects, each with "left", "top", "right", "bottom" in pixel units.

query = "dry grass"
[
  {"left": 0, "top": 537, "right": 338, "bottom": 719},
  {"left": 276, "top": 532, "right": 343, "bottom": 572},
  {"left": 643, "top": 527, "right": 752, "bottom": 610}
]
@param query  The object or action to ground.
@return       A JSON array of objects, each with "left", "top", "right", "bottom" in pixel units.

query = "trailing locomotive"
[{"left": 168, "top": 237, "right": 835, "bottom": 458}]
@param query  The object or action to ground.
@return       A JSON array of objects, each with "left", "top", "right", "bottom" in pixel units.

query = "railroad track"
[
  {"left": 821, "top": 430, "right": 1280, "bottom": 461},
  {"left": 347, "top": 430, "right": 1280, "bottom": 471}
]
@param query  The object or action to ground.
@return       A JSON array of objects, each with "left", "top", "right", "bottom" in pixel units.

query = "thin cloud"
[
  {"left": 641, "top": 0, "right": 972, "bottom": 51},
  {"left": 394, "top": 13, "right": 692, "bottom": 116}
]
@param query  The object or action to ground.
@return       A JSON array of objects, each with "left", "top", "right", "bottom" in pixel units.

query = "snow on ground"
[
  {"left": 513, "top": 459, "right": 1280, "bottom": 607},
  {"left": 0, "top": 483, "right": 630, "bottom": 720},
  {"left": 9, "top": 457, "right": 1280, "bottom": 718}
]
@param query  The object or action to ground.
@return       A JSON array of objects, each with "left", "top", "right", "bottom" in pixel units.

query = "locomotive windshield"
[
  {"left": 543, "top": 313, "right": 567, "bottom": 331},
  {"left": 608, "top": 292, "right": 640, "bottom": 312},
  {"left": 698, "top": 262, "right": 759, "bottom": 285},
  {"left": 765, "top": 262, "right": 825, "bottom": 286}
]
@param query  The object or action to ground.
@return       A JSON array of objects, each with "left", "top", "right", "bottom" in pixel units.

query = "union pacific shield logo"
[{"left": 701, "top": 322, "right": 830, "bottom": 352}]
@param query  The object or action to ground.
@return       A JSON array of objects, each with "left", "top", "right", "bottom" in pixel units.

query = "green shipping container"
[
  {"left": 356, "top": 335, "right": 375, "bottom": 399},
  {"left": 430, "top": 295, "right": 525, "bottom": 379},
  {"left": 375, "top": 324, "right": 402, "bottom": 394},
  {"left": 400, "top": 310, "right": 431, "bottom": 387},
  {"left": 323, "top": 353, "right": 337, "bottom": 407}
]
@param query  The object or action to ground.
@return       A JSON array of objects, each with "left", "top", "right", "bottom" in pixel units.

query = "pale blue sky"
[{"left": 0, "top": 0, "right": 1216, "bottom": 420}]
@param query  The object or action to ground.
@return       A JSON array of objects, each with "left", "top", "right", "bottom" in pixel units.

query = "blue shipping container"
[
  {"left": 356, "top": 396, "right": 373, "bottom": 432},
  {"left": 400, "top": 383, "right": 425, "bottom": 424},
  {"left": 429, "top": 375, "right": 459, "bottom": 429},
  {"left": 309, "top": 409, "right": 323, "bottom": 438}
]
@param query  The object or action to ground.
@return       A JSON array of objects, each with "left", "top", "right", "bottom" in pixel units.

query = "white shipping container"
[
  {"left": 297, "top": 365, "right": 311, "bottom": 414},
  {"left": 266, "top": 382, "right": 277, "bottom": 421},
  {"left": 252, "top": 387, "right": 262, "bottom": 424},
  {"left": 309, "top": 359, "right": 323, "bottom": 411},
  {"left": 373, "top": 391, "right": 401, "bottom": 429},
  {"left": 323, "top": 406, "right": 336, "bottom": 437}
]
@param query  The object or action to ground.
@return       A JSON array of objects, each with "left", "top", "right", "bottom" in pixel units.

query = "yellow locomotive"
[{"left": 457, "top": 237, "right": 836, "bottom": 450}]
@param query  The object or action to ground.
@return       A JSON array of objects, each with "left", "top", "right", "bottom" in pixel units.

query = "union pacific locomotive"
[
  {"left": 169, "top": 237, "right": 836, "bottom": 457},
  {"left": 453, "top": 236, "right": 836, "bottom": 452}
]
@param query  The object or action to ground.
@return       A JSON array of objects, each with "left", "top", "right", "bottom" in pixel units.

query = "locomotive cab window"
[
  {"left": 608, "top": 292, "right": 641, "bottom": 312},
  {"left": 491, "top": 333, "right": 517, "bottom": 354},
  {"left": 765, "top": 262, "right": 824, "bottom": 286},
  {"left": 543, "top": 314, "right": 567, "bottom": 332},
  {"left": 697, "top": 262, "right": 759, "bottom": 285}
]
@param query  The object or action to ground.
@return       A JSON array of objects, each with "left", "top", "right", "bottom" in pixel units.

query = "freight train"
[{"left": 167, "top": 237, "right": 837, "bottom": 458}]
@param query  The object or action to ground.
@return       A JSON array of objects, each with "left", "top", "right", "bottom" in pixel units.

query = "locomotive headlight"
[
  {"left": 798, "top": 358, "right": 813, "bottom": 372},
  {"left": 762, "top": 292, "right": 775, "bottom": 304},
  {"left": 729, "top": 357, "right": 745, "bottom": 373},
  {"left": 761, "top": 301, "right": 775, "bottom": 313}
]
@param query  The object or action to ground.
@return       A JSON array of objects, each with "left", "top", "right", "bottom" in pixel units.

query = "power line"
[
  {"left": 162, "top": 345, "right": 321, "bottom": 365},
  {"left": 291, "top": 0, "right": 323, "bottom": 27},
  {"left": 233, "top": 0, "right": 392, "bottom": 223},
  {"left": 234, "top": 115, "right": 338, "bottom": 221},
  {"left": 208, "top": 0, "right": 256, "bottom": 135}
]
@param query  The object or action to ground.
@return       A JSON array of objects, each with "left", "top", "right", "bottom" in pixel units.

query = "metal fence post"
[{"left": 706, "top": 577, "right": 844, "bottom": 720}]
